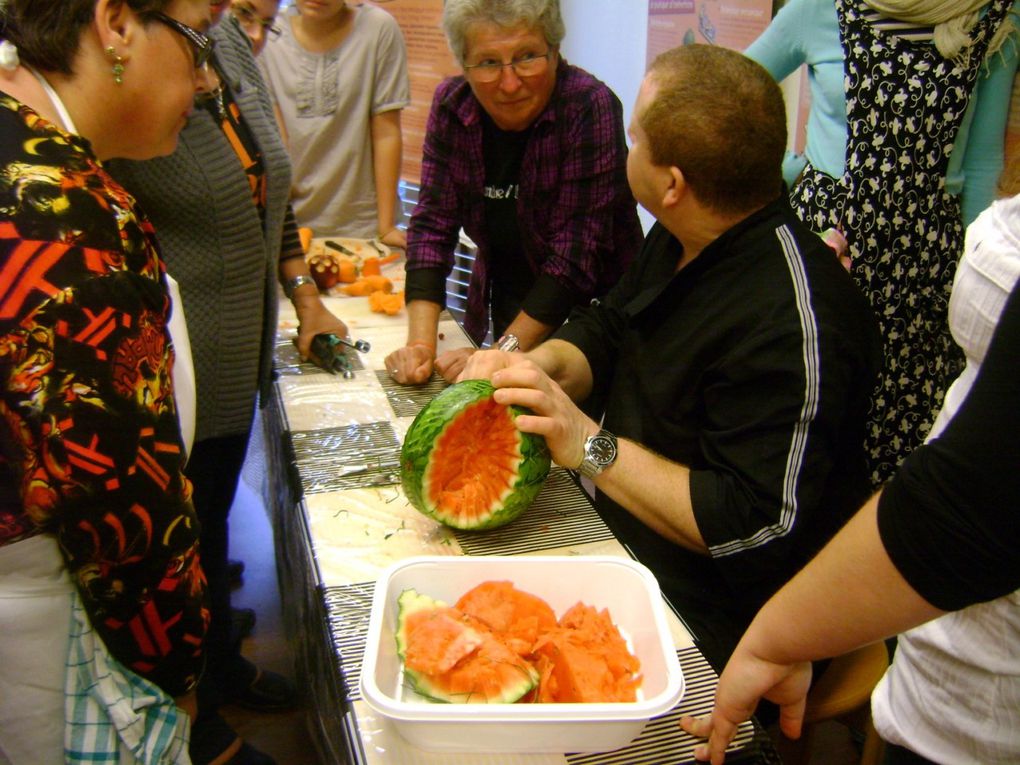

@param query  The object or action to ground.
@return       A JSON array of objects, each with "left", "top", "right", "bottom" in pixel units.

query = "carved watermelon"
[{"left": 400, "top": 379, "right": 551, "bottom": 530}]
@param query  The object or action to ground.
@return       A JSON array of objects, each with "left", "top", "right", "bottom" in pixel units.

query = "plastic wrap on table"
[
  {"left": 304, "top": 488, "right": 461, "bottom": 587},
  {"left": 278, "top": 378, "right": 393, "bottom": 432},
  {"left": 275, "top": 336, "right": 367, "bottom": 377},
  {"left": 374, "top": 371, "right": 449, "bottom": 418},
  {"left": 290, "top": 423, "right": 402, "bottom": 493}
]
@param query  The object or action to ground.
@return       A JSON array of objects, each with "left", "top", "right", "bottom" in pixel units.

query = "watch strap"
[{"left": 577, "top": 429, "right": 618, "bottom": 479}]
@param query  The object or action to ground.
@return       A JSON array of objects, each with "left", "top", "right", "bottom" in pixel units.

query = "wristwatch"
[
  {"left": 496, "top": 333, "right": 520, "bottom": 353},
  {"left": 577, "top": 429, "right": 618, "bottom": 479},
  {"left": 283, "top": 274, "right": 316, "bottom": 299}
]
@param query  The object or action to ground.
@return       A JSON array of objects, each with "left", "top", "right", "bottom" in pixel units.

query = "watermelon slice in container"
[{"left": 401, "top": 379, "right": 551, "bottom": 530}]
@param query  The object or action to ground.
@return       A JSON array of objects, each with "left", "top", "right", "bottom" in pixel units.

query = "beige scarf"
[{"left": 864, "top": 0, "right": 1018, "bottom": 60}]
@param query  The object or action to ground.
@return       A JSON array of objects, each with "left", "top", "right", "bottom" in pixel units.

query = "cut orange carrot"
[
  {"left": 298, "top": 227, "right": 313, "bottom": 254},
  {"left": 361, "top": 257, "right": 381, "bottom": 276},
  {"left": 369, "top": 290, "right": 404, "bottom": 315}
]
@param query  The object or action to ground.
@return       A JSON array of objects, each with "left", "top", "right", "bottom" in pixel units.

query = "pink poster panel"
[{"left": 367, "top": 0, "right": 461, "bottom": 185}]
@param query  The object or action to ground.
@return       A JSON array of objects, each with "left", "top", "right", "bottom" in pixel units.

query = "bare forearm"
[
  {"left": 742, "top": 494, "right": 944, "bottom": 665},
  {"left": 405, "top": 298, "right": 442, "bottom": 348},
  {"left": 524, "top": 339, "right": 594, "bottom": 401},
  {"left": 594, "top": 440, "right": 706, "bottom": 552},
  {"left": 502, "top": 310, "right": 557, "bottom": 351},
  {"left": 371, "top": 110, "right": 403, "bottom": 236}
]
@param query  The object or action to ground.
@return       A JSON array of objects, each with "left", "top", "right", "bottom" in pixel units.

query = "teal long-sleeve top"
[{"left": 745, "top": 0, "right": 1019, "bottom": 226}]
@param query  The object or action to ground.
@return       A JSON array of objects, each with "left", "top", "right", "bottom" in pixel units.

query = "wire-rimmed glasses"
[{"left": 463, "top": 50, "right": 554, "bottom": 84}]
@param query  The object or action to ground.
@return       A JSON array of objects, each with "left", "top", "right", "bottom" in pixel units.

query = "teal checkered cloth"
[{"left": 64, "top": 591, "right": 191, "bottom": 764}]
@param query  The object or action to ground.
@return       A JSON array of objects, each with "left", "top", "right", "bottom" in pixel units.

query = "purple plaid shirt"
[{"left": 405, "top": 60, "right": 643, "bottom": 344}]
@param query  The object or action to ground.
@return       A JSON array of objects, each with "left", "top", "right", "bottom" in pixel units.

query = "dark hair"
[
  {"left": 642, "top": 44, "right": 786, "bottom": 216},
  {"left": 0, "top": 0, "right": 173, "bottom": 75}
]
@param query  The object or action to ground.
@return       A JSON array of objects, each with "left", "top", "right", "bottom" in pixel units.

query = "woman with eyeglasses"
[
  {"left": 0, "top": 1, "right": 219, "bottom": 763},
  {"left": 258, "top": 0, "right": 410, "bottom": 248},
  {"left": 230, "top": 0, "right": 281, "bottom": 56},
  {"left": 384, "top": 0, "right": 643, "bottom": 386},
  {"left": 108, "top": 2, "right": 349, "bottom": 763}
]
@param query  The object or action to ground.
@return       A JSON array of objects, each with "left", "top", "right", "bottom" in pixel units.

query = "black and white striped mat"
[
  {"left": 374, "top": 370, "right": 448, "bottom": 418},
  {"left": 453, "top": 468, "right": 615, "bottom": 556},
  {"left": 289, "top": 422, "right": 402, "bottom": 492},
  {"left": 275, "top": 337, "right": 367, "bottom": 377}
]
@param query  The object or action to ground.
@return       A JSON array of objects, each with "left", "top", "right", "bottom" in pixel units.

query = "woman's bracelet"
[{"left": 283, "top": 274, "right": 316, "bottom": 299}]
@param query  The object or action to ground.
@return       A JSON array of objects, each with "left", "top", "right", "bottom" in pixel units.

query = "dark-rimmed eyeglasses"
[
  {"left": 464, "top": 50, "right": 554, "bottom": 84},
  {"left": 231, "top": 2, "right": 282, "bottom": 39},
  {"left": 148, "top": 11, "right": 216, "bottom": 70}
]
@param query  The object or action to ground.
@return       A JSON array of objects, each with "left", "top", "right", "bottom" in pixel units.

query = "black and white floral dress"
[{"left": 792, "top": 0, "right": 1014, "bottom": 484}]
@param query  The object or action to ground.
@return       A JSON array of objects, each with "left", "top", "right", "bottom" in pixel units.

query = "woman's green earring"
[{"left": 105, "top": 46, "right": 125, "bottom": 85}]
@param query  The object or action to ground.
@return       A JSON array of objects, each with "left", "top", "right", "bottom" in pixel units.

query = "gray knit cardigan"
[{"left": 110, "top": 17, "right": 292, "bottom": 443}]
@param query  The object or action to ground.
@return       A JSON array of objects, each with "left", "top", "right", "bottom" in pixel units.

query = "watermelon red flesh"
[
  {"left": 411, "top": 633, "right": 539, "bottom": 704},
  {"left": 400, "top": 379, "right": 551, "bottom": 530},
  {"left": 532, "top": 603, "right": 642, "bottom": 702},
  {"left": 426, "top": 398, "right": 521, "bottom": 524},
  {"left": 396, "top": 584, "right": 642, "bottom": 704},
  {"left": 396, "top": 589, "right": 538, "bottom": 704},
  {"left": 403, "top": 608, "right": 488, "bottom": 675},
  {"left": 454, "top": 580, "right": 558, "bottom": 656}
]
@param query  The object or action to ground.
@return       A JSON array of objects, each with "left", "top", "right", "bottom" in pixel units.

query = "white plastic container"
[{"left": 359, "top": 555, "right": 685, "bottom": 754}]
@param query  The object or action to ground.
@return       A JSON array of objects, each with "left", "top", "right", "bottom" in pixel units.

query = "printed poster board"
[
  {"left": 366, "top": 0, "right": 460, "bottom": 185},
  {"left": 646, "top": 0, "right": 773, "bottom": 65}
]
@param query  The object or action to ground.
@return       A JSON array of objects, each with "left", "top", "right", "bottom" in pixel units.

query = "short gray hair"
[{"left": 442, "top": 0, "right": 565, "bottom": 65}]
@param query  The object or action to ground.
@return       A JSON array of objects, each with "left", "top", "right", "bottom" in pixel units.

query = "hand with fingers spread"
[{"left": 679, "top": 651, "right": 811, "bottom": 763}]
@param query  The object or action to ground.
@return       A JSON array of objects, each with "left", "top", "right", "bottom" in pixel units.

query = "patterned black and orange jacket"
[{"left": 0, "top": 94, "right": 207, "bottom": 696}]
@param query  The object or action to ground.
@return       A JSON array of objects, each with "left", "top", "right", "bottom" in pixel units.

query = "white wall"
[
  {"left": 560, "top": 2, "right": 656, "bottom": 232},
  {"left": 560, "top": 2, "right": 649, "bottom": 137}
]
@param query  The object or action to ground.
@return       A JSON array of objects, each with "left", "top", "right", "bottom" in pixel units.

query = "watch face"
[{"left": 588, "top": 434, "right": 617, "bottom": 466}]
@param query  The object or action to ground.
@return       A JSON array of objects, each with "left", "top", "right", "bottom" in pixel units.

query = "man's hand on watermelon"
[
  {"left": 488, "top": 360, "right": 598, "bottom": 473},
  {"left": 457, "top": 347, "right": 523, "bottom": 383},
  {"left": 483, "top": 340, "right": 710, "bottom": 553}
]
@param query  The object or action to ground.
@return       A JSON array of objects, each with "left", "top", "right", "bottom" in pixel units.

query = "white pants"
[{"left": 0, "top": 534, "right": 73, "bottom": 765}]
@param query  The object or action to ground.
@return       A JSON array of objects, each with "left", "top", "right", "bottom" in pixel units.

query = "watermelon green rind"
[
  {"left": 395, "top": 588, "right": 446, "bottom": 660},
  {"left": 395, "top": 588, "right": 538, "bottom": 704},
  {"left": 400, "top": 379, "right": 551, "bottom": 530},
  {"left": 406, "top": 653, "right": 538, "bottom": 704}
]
